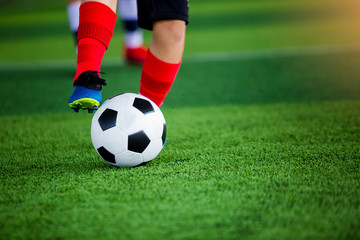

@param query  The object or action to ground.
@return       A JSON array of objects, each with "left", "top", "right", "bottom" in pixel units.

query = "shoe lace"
[{"left": 74, "top": 71, "right": 107, "bottom": 90}]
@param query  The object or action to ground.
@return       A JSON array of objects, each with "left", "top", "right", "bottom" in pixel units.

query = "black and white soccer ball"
[{"left": 91, "top": 93, "right": 166, "bottom": 167}]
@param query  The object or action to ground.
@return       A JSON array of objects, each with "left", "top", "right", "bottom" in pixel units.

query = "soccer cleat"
[
  {"left": 68, "top": 71, "right": 106, "bottom": 113},
  {"left": 124, "top": 45, "right": 148, "bottom": 65}
]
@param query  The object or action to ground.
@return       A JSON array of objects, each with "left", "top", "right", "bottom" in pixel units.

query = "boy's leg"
[
  {"left": 139, "top": 20, "right": 185, "bottom": 107},
  {"left": 137, "top": 0, "right": 188, "bottom": 107},
  {"left": 118, "top": 0, "right": 147, "bottom": 64},
  {"left": 68, "top": 0, "right": 117, "bottom": 113},
  {"left": 150, "top": 20, "right": 185, "bottom": 64}
]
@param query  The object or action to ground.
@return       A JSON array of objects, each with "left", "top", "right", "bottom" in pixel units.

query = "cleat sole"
[{"left": 69, "top": 98, "right": 100, "bottom": 113}]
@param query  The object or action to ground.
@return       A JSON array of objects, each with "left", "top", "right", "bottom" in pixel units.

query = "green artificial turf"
[
  {"left": 1, "top": 102, "right": 359, "bottom": 240},
  {"left": 1, "top": 0, "right": 360, "bottom": 239}
]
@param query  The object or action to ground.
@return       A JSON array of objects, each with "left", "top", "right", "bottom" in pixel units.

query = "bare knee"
[{"left": 153, "top": 20, "right": 186, "bottom": 46}]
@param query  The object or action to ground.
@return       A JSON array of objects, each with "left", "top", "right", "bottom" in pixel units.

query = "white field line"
[
  {"left": 0, "top": 45, "right": 359, "bottom": 71},
  {"left": 184, "top": 45, "right": 360, "bottom": 63}
]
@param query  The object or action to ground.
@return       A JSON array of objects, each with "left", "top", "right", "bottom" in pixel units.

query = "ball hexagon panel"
[
  {"left": 142, "top": 113, "right": 165, "bottom": 140},
  {"left": 97, "top": 146, "right": 116, "bottom": 164},
  {"left": 142, "top": 139, "right": 163, "bottom": 162},
  {"left": 115, "top": 151, "right": 143, "bottom": 167},
  {"left": 128, "top": 130, "right": 150, "bottom": 153},
  {"left": 91, "top": 118, "right": 103, "bottom": 149},
  {"left": 98, "top": 108, "right": 118, "bottom": 131},
  {"left": 132, "top": 97, "right": 155, "bottom": 114},
  {"left": 102, "top": 127, "right": 128, "bottom": 155},
  {"left": 116, "top": 107, "right": 145, "bottom": 135},
  {"left": 107, "top": 94, "right": 133, "bottom": 110}
]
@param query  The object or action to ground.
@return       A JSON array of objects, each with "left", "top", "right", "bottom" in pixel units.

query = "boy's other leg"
[{"left": 68, "top": 0, "right": 117, "bottom": 112}]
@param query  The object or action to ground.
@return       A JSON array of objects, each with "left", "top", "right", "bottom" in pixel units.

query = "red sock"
[
  {"left": 74, "top": 2, "right": 116, "bottom": 81},
  {"left": 139, "top": 50, "right": 181, "bottom": 107}
]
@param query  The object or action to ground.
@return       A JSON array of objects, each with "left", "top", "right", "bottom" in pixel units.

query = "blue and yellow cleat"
[{"left": 68, "top": 71, "right": 106, "bottom": 113}]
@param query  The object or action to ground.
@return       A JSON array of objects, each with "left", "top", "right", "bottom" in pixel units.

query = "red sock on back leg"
[
  {"left": 139, "top": 50, "right": 181, "bottom": 107},
  {"left": 74, "top": 2, "right": 116, "bottom": 81}
]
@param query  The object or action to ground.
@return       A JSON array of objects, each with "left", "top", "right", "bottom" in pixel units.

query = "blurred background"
[
  {"left": 1, "top": 0, "right": 360, "bottom": 61},
  {"left": 0, "top": 0, "right": 360, "bottom": 113}
]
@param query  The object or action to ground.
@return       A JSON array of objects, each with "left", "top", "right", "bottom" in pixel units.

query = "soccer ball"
[{"left": 91, "top": 93, "right": 166, "bottom": 167}]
